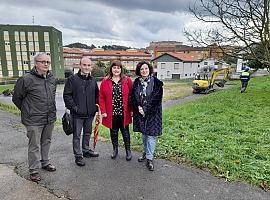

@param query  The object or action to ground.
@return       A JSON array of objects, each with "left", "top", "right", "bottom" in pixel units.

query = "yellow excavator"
[{"left": 192, "top": 66, "right": 231, "bottom": 94}]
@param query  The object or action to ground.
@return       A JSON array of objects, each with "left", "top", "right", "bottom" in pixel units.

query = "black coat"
[
  {"left": 12, "top": 68, "right": 56, "bottom": 126},
  {"left": 63, "top": 72, "right": 99, "bottom": 118},
  {"left": 130, "top": 76, "right": 163, "bottom": 136}
]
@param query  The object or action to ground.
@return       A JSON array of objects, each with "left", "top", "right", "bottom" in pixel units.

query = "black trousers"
[{"left": 110, "top": 115, "right": 130, "bottom": 150}]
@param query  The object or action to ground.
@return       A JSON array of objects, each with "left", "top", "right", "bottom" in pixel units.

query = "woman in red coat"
[{"left": 99, "top": 60, "right": 133, "bottom": 161}]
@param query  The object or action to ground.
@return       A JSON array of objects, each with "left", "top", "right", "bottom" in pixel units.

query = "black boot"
[
  {"left": 110, "top": 129, "right": 118, "bottom": 159},
  {"left": 138, "top": 152, "right": 146, "bottom": 162},
  {"left": 122, "top": 127, "right": 132, "bottom": 161},
  {"left": 146, "top": 159, "right": 154, "bottom": 171}
]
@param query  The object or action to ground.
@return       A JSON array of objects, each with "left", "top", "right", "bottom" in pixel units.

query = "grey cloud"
[
  {"left": 0, "top": 0, "right": 195, "bottom": 47},
  {"left": 85, "top": 0, "right": 195, "bottom": 13}
]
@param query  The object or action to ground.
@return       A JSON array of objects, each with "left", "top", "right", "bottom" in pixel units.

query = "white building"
[
  {"left": 199, "top": 58, "right": 220, "bottom": 69},
  {"left": 152, "top": 53, "right": 200, "bottom": 80}
]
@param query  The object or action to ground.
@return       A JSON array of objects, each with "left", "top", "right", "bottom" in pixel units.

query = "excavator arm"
[{"left": 209, "top": 66, "right": 231, "bottom": 89}]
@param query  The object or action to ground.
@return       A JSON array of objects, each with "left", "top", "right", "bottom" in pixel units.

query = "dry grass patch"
[{"left": 163, "top": 82, "right": 193, "bottom": 102}]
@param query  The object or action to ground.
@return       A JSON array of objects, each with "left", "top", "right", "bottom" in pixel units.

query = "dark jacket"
[
  {"left": 12, "top": 67, "right": 57, "bottom": 126},
  {"left": 63, "top": 71, "right": 99, "bottom": 118},
  {"left": 130, "top": 76, "right": 163, "bottom": 136}
]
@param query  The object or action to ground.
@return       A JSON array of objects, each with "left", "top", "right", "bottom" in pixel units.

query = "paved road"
[{"left": 0, "top": 110, "right": 269, "bottom": 200}]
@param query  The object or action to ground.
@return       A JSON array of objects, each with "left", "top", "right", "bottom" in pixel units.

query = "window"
[
  {"left": 204, "top": 62, "right": 208, "bottom": 65},
  {"left": 161, "top": 63, "right": 166, "bottom": 69},
  {"left": 174, "top": 63, "right": 179, "bottom": 69},
  {"left": 15, "top": 31, "right": 19, "bottom": 41},
  {"left": 160, "top": 75, "right": 164, "bottom": 79},
  {"left": 20, "top": 32, "right": 26, "bottom": 41},
  {"left": 4, "top": 31, "right": 9, "bottom": 40},
  {"left": 34, "top": 32, "right": 39, "bottom": 41},
  {"left": 185, "top": 74, "right": 187, "bottom": 76},
  {"left": 44, "top": 32, "right": 49, "bottom": 41},
  {"left": 28, "top": 32, "right": 33, "bottom": 41},
  {"left": 167, "top": 71, "right": 170, "bottom": 76}
]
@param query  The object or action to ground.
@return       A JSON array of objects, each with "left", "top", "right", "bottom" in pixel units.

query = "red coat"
[{"left": 99, "top": 76, "right": 133, "bottom": 129}]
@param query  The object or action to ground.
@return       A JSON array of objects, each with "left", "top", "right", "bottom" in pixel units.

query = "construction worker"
[{"left": 240, "top": 67, "right": 250, "bottom": 93}]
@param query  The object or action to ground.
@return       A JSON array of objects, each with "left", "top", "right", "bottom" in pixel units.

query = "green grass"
[
  {"left": 0, "top": 84, "right": 14, "bottom": 93},
  {"left": 159, "top": 76, "right": 270, "bottom": 188},
  {"left": 100, "top": 76, "right": 270, "bottom": 188}
]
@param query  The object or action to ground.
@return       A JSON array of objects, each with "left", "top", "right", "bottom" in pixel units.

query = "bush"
[
  {"left": 91, "top": 66, "right": 105, "bottom": 78},
  {"left": 2, "top": 89, "right": 13, "bottom": 96}
]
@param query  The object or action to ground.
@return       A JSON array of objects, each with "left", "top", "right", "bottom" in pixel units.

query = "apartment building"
[
  {"left": 83, "top": 49, "right": 152, "bottom": 72},
  {"left": 63, "top": 47, "right": 85, "bottom": 71},
  {"left": 0, "top": 24, "right": 64, "bottom": 79}
]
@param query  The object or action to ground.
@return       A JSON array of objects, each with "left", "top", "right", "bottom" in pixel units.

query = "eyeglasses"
[{"left": 36, "top": 60, "right": 51, "bottom": 65}]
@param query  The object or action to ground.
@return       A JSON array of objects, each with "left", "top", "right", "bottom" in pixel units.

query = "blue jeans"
[{"left": 142, "top": 134, "right": 157, "bottom": 160}]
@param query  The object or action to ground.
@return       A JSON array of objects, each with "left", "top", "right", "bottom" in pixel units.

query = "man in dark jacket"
[
  {"left": 63, "top": 56, "right": 99, "bottom": 166},
  {"left": 12, "top": 53, "right": 57, "bottom": 182}
]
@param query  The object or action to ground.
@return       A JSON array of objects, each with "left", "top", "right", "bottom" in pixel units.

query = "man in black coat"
[
  {"left": 13, "top": 53, "right": 57, "bottom": 182},
  {"left": 63, "top": 57, "right": 99, "bottom": 166}
]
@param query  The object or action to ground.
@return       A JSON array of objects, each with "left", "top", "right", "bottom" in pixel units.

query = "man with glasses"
[
  {"left": 13, "top": 53, "right": 57, "bottom": 182},
  {"left": 63, "top": 56, "right": 99, "bottom": 167}
]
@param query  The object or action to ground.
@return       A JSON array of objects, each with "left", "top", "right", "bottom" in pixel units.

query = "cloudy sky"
[{"left": 0, "top": 0, "right": 200, "bottom": 48}]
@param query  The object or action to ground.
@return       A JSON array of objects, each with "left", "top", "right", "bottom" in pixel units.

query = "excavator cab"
[{"left": 192, "top": 66, "right": 231, "bottom": 94}]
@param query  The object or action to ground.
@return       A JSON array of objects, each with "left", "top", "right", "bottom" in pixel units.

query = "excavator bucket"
[{"left": 215, "top": 80, "right": 226, "bottom": 87}]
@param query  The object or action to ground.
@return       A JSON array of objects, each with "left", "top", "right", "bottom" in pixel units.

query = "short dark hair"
[
  {"left": 108, "top": 60, "right": 124, "bottom": 78},
  {"left": 135, "top": 61, "right": 153, "bottom": 77}
]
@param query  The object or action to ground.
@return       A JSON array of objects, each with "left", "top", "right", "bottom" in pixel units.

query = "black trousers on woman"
[{"left": 110, "top": 115, "right": 131, "bottom": 160}]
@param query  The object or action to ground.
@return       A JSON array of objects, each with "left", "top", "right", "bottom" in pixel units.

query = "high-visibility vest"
[{"left": 240, "top": 71, "right": 250, "bottom": 80}]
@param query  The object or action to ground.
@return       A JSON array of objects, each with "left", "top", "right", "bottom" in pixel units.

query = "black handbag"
[{"left": 62, "top": 110, "right": 73, "bottom": 135}]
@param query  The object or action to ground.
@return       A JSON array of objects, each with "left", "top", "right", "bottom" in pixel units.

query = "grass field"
[
  {"left": 155, "top": 76, "right": 270, "bottom": 188},
  {"left": 163, "top": 82, "right": 193, "bottom": 102}
]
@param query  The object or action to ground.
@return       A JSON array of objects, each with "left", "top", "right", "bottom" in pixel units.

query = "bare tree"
[{"left": 185, "top": 0, "right": 270, "bottom": 71}]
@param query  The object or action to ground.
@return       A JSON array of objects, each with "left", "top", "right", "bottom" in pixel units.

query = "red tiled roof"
[
  {"left": 153, "top": 52, "right": 200, "bottom": 62},
  {"left": 84, "top": 50, "right": 151, "bottom": 57}
]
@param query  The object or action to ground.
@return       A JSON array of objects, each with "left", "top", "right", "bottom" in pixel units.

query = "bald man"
[{"left": 63, "top": 57, "right": 99, "bottom": 166}]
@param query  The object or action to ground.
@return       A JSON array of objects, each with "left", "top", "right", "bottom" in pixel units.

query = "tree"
[
  {"left": 185, "top": 0, "right": 270, "bottom": 71},
  {"left": 96, "top": 60, "right": 106, "bottom": 69}
]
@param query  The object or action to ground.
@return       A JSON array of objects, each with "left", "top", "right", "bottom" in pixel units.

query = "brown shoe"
[
  {"left": 30, "top": 173, "right": 41, "bottom": 182},
  {"left": 42, "top": 164, "right": 56, "bottom": 172}
]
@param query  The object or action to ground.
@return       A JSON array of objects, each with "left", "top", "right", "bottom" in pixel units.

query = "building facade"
[
  {"left": 85, "top": 49, "right": 152, "bottom": 72},
  {"left": 152, "top": 53, "right": 200, "bottom": 80},
  {"left": 0, "top": 24, "right": 64, "bottom": 79}
]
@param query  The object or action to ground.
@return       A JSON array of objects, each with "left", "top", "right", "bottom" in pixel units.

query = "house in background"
[
  {"left": 152, "top": 52, "right": 201, "bottom": 80},
  {"left": 199, "top": 58, "right": 220, "bottom": 69}
]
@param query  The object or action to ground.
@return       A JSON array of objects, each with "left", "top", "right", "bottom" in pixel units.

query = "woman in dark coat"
[{"left": 130, "top": 61, "right": 163, "bottom": 171}]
